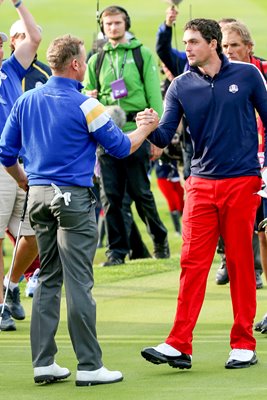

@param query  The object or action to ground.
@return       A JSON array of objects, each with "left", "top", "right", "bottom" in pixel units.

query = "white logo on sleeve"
[{"left": 229, "top": 84, "right": 239, "bottom": 94}]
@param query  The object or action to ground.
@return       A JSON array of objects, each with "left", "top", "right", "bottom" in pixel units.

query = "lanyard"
[{"left": 107, "top": 50, "right": 128, "bottom": 79}]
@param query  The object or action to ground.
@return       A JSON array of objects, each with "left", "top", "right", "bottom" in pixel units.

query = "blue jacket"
[
  {"left": 156, "top": 22, "right": 187, "bottom": 76},
  {"left": 0, "top": 54, "right": 27, "bottom": 135},
  {"left": 22, "top": 56, "right": 51, "bottom": 91},
  {"left": 0, "top": 76, "right": 131, "bottom": 187},
  {"left": 149, "top": 55, "right": 267, "bottom": 179}
]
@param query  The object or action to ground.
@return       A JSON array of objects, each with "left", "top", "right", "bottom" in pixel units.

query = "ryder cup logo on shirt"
[{"left": 229, "top": 84, "right": 239, "bottom": 94}]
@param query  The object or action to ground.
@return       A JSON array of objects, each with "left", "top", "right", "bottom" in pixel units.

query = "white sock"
[{"left": 3, "top": 276, "right": 18, "bottom": 291}]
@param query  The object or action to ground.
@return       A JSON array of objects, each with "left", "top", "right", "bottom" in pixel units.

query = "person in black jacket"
[{"left": 156, "top": 6, "right": 192, "bottom": 181}]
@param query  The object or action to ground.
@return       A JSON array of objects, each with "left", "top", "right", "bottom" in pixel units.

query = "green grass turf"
[
  {"left": 2, "top": 173, "right": 267, "bottom": 399},
  {"left": 1, "top": 264, "right": 267, "bottom": 400},
  {"left": 1, "top": 1, "right": 267, "bottom": 397}
]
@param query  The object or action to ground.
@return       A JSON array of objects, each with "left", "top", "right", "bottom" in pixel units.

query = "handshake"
[{"left": 136, "top": 108, "right": 159, "bottom": 131}]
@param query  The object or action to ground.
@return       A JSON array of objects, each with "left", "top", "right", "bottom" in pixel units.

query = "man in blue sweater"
[
  {"left": 0, "top": 0, "right": 41, "bottom": 331},
  {"left": 0, "top": 34, "right": 158, "bottom": 386},
  {"left": 139, "top": 18, "right": 267, "bottom": 370}
]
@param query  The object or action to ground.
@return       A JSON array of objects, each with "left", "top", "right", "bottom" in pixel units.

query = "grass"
[
  {"left": 1, "top": 259, "right": 267, "bottom": 400},
  {"left": 2, "top": 173, "right": 267, "bottom": 399},
  {"left": 1, "top": 0, "right": 267, "bottom": 398}
]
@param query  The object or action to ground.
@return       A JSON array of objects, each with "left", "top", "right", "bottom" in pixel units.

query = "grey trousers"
[{"left": 28, "top": 185, "right": 103, "bottom": 371}]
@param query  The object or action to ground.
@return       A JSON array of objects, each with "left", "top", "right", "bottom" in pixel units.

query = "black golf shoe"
[
  {"left": 6, "top": 286, "right": 25, "bottom": 320},
  {"left": 0, "top": 305, "right": 16, "bottom": 331},
  {"left": 141, "top": 344, "right": 192, "bottom": 369},
  {"left": 101, "top": 257, "right": 125, "bottom": 267},
  {"left": 153, "top": 238, "right": 170, "bottom": 259}
]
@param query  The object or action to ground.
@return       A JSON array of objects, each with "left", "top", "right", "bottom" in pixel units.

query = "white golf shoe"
[
  {"left": 34, "top": 362, "right": 71, "bottom": 383},
  {"left": 76, "top": 366, "right": 123, "bottom": 386}
]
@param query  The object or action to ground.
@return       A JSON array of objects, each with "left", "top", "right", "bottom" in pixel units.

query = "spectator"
[
  {"left": 0, "top": 34, "right": 159, "bottom": 385},
  {"left": 9, "top": 19, "right": 51, "bottom": 89},
  {"left": 138, "top": 18, "right": 267, "bottom": 370},
  {"left": 154, "top": 132, "right": 184, "bottom": 235},
  {"left": 216, "top": 20, "right": 267, "bottom": 289},
  {"left": 155, "top": 63, "right": 184, "bottom": 235},
  {"left": 96, "top": 104, "right": 151, "bottom": 259},
  {"left": 0, "top": 0, "right": 41, "bottom": 331},
  {"left": 156, "top": 5, "right": 192, "bottom": 181},
  {"left": 84, "top": 6, "right": 169, "bottom": 266},
  {"left": 6, "top": 18, "right": 52, "bottom": 298}
]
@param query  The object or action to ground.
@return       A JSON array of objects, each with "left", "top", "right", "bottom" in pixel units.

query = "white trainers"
[
  {"left": 34, "top": 362, "right": 71, "bottom": 383},
  {"left": 25, "top": 268, "right": 40, "bottom": 297},
  {"left": 76, "top": 366, "right": 123, "bottom": 386}
]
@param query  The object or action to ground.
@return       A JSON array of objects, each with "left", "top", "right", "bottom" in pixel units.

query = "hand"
[
  {"left": 5, "top": 163, "right": 28, "bottom": 192},
  {"left": 17, "top": 173, "right": 28, "bottom": 192},
  {"left": 166, "top": 6, "right": 178, "bottom": 27},
  {"left": 85, "top": 89, "right": 98, "bottom": 99},
  {"left": 150, "top": 144, "right": 163, "bottom": 161},
  {"left": 136, "top": 108, "right": 159, "bottom": 129}
]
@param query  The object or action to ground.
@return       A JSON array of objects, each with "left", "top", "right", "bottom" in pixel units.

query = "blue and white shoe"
[
  {"left": 0, "top": 304, "right": 16, "bottom": 331},
  {"left": 25, "top": 268, "right": 40, "bottom": 298}
]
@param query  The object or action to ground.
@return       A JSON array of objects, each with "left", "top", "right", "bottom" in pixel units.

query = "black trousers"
[{"left": 98, "top": 141, "right": 168, "bottom": 259}]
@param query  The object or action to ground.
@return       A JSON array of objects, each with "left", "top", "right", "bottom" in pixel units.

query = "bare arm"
[
  {"left": 11, "top": 0, "right": 42, "bottom": 69},
  {"left": 5, "top": 162, "right": 28, "bottom": 191}
]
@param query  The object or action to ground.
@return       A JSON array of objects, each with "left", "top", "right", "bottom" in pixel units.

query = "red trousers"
[
  {"left": 166, "top": 176, "right": 261, "bottom": 355},
  {"left": 157, "top": 178, "right": 184, "bottom": 213}
]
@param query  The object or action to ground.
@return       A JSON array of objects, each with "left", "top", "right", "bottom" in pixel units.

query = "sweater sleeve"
[
  {"left": 80, "top": 97, "right": 131, "bottom": 158},
  {"left": 156, "top": 22, "right": 187, "bottom": 77},
  {"left": 0, "top": 102, "right": 21, "bottom": 167},
  {"left": 149, "top": 78, "right": 184, "bottom": 148}
]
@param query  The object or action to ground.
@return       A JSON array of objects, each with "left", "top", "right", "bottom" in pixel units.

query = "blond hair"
[{"left": 46, "top": 34, "right": 84, "bottom": 72}]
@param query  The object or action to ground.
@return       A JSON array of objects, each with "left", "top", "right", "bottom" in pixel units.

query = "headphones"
[{"left": 98, "top": 6, "right": 131, "bottom": 34}]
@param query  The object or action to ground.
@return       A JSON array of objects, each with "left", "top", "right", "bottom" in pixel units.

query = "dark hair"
[{"left": 184, "top": 18, "right": 222, "bottom": 55}]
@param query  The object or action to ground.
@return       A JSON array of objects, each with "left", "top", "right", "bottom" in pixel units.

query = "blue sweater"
[
  {"left": 0, "top": 76, "right": 131, "bottom": 186},
  {"left": 0, "top": 54, "right": 27, "bottom": 134},
  {"left": 149, "top": 55, "right": 267, "bottom": 179}
]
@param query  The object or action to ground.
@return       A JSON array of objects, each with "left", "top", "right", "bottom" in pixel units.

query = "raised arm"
[
  {"left": 156, "top": 6, "right": 187, "bottom": 77},
  {"left": 10, "top": 0, "right": 42, "bottom": 69}
]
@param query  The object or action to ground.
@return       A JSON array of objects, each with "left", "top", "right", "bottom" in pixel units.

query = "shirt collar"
[{"left": 46, "top": 75, "right": 84, "bottom": 91}]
